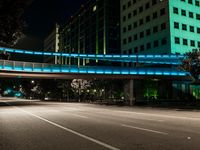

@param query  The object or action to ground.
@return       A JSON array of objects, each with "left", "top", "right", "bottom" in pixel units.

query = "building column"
[{"left": 124, "top": 79, "right": 135, "bottom": 106}]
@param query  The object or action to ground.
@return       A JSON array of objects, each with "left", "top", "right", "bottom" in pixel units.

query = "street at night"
[{"left": 1, "top": 98, "right": 200, "bottom": 150}]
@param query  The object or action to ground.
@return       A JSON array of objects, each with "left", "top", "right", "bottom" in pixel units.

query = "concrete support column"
[{"left": 124, "top": 79, "right": 135, "bottom": 106}]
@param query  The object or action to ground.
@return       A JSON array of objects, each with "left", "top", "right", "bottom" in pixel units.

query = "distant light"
[{"left": 93, "top": 5, "right": 97, "bottom": 12}]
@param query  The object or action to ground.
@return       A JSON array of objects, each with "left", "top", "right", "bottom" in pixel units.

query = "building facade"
[
  {"left": 59, "top": 0, "right": 120, "bottom": 66},
  {"left": 121, "top": 0, "right": 200, "bottom": 56},
  {"left": 44, "top": 24, "right": 60, "bottom": 64}
]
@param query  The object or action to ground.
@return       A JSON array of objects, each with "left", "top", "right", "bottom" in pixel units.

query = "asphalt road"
[{"left": 1, "top": 98, "right": 200, "bottom": 150}]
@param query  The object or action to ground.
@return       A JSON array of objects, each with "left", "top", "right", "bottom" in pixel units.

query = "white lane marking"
[
  {"left": 71, "top": 114, "right": 89, "bottom": 119},
  {"left": 121, "top": 124, "right": 168, "bottom": 135},
  {"left": 4, "top": 102, "right": 120, "bottom": 150},
  {"left": 116, "top": 111, "right": 200, "bottom": 121}
]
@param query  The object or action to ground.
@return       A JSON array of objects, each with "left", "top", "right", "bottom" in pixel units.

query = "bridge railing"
[{"left": 0, "top": 59, "right": 191, "bottom": 77}]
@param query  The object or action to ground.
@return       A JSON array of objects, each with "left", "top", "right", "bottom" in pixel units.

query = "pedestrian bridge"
[{"left": 0, "top": 47, "right": 192, "bottom": 80}]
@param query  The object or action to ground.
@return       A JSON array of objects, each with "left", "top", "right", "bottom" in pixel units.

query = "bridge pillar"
[{"left": 124, "top": 79, "right": 135, "bottom": 106}]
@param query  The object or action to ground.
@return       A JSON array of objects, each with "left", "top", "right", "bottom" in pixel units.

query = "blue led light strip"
[{"left": 0, "top": 47, "right": 184, "bottom": 65}]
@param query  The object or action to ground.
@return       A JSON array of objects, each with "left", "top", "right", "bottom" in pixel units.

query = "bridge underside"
[{"left": 0, "top": 70, "right": 192, "bottom": 81}]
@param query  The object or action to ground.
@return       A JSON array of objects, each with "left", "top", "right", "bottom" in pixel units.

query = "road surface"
[{"left": 1, "top": 98, "right": 200, "bottom": 150}]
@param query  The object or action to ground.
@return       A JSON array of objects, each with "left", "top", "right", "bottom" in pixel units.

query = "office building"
[
  {"left": 44, "top": 23, "right": 60, "bottom": 64},
  {"left": 121, "top": 0, "right": 200, "bottom": 56},
  {"left": 59, "top": 0, "right": 120, "bottom": 66}
]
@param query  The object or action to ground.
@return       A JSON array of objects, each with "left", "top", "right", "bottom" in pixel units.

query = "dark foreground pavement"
[{"left": 1, "top": 98, "right": 200, "bottom": 150}]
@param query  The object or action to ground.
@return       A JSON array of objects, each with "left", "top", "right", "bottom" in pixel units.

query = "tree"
[
  {"left": 0, "top": 0, "right": 33, "bottom": 46},
  {"left": 71, "top": 79, "right": 92, "bottom": 102},
  {"left": 182, "top": 49, "right": 200, "bottom": 80}
]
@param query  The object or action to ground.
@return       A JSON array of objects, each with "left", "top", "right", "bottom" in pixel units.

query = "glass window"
[
  {"left": 160, "top": 8, "right": 165, "bottom": 16},
  {"left": 188, "top": 0, "right": 193, "bottom": 4},
  {"left": 161, "top": 23, "right": 166, "bottom": 30},
  {"left": 196, "top": 14, "right": 200, "bottom": 20},
  {"left": 146, "top": 29, "right": 151, "bottom": 36},
  {"left": 140, "top": 45, "right": 145, "bottom": 51},
  {"left": 195, "top": 0, "right": 200, "bottom": 6},
  {"left": 197, "top": 27, "right": 200, "bottom": 33},
  {"left": 175, "top": 37, "right": 180, "bottom": 44},
  {"left": 198, "top": 41, "right": 200, "bottom": 47},
  {"left": 174, "top": 22, "right": 179, "bottom": 29},
  {"left": 189, "top": 12, "right": 194, "bottom": 18},
  {"left": 140, "top": 32, "right": 144, "bottom": 38},
  {"left": 152, "top": 0, "right": 157, "bottom": 5},
  {"left": 173, "top": 7, "right": 178, "bottom": 14},
  {"left": 182, "top": 24, "right": 187, "bottom": 31},
  {"left": 133, "top": 10, "right": 137, "bottom": 16},
  {"left": 161, "top": 38, "right": 167, "bottom": 45},
  {"left": 146, "top": 16, "right": 150, "bottom": 22},
  {"left": 128, "top": 36, "right": 132, "bottom": 43},
  {"left": 133, "top": 0, "right": 137, "bottom": 4},
  {"left": 154, "top": 40, "right": 159, "bottom": 47},
  {"left": 139, "top": 18, "right": 144, "bottom": 25},
  {"left": 147, "top": 42, "right": 151, "bottom": 49},
  {"left": 133, "top": 22, "right": 138, "bottom": 28},
  {"left": 183, "top": 39, "right": 188, "bottom": 45},
  {"left": 153, "top": 26, "right": 158, "bottom": 33},
  {"left": 153, "top": 12, "right": 158, "bottom": 19},
  {"left": 134, "top": 47, "right": 138, "bottom": 53},
  {"left": 181, "top": 9, "right": 186, "bottom": 16},
  {"left": 191, "top": 40, "right": 195, "bottom": 46},
  {"left": 145, "top": 2, "right": 150, "bottom": 9},
  {"left": 123, "top": 27, "right": 126, "bottom": 33},
  {"left": 128, "top": 1, "right": 132, "bottom": 7},
  {"left": 128, "top": 24, "right": 132, "bottom": 30},
  {"left": 139, "top": 6, "right": 143, "bottom": 13},
  {"left": 123, "top": 39, "right": 127, "bottom": 44},
  {"left": 134, "top": 34, "right": 138, "bottom": 40},
  {"left": 123, "top": 5, "right": 126, "bottom": 10},
  {"left": 190, "top": 26, "right": 194, "bottom": 32},
  {"left": 128, "top": 13, "right": 132, "bottom": 19}
]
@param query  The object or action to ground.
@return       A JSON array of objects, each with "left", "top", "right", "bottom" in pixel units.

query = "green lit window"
[
  {"left": 174, "top": 22, "right": 179, "bottom": 29},
  {"left": 154, "top": 40, "right": 159, "bottom": 47},
  {"left": 173, "top": 7, "right": 178, "bottom": 14},
  {"left": 175, "top": 37, "right": 180, "bottom": 44},
  {"left": 191, "top": 40, "right": 195, "bottom": 46},
  {"left": 183, "top": 39, "right": 188, "bottom": 45},
  {"left": 190, "top": 26, "right": 194, "bottom": 32},
  {"left": 182, "top": 24, "right": 187, "bottom": 30},
  {"left": 197, "top": 27, "right": 200, "bottom": 33},
  {"left": 189, "top": 12, "right": 194, "bottom": 18},
  {"left": 188, "top": 0, "right": 193, "bottom": 4},
  {"left": 196, "top": 14, "right": 200, "bottom": 20},
  {"left": 147, "top": 42, "right": 151, "bottom": 49},
  {"left": 181, "top": 9, "right": 186, "bottom": 16},
  {"left": 195, "top": 0, "right": 200, "bottom": 6}
]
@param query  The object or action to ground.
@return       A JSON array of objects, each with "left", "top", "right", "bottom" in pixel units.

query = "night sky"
[{"left": 16, "top": 0, "right": 86, "bottom": 50}]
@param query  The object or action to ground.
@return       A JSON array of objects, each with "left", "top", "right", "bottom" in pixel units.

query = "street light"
[{"left": 31, "top": 80, "right": 35, "bottom": 84}]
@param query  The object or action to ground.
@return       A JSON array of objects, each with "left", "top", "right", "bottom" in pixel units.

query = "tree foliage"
[
  {"left": 182, "top": 49, "right": 200, "bottom": 80},
  {"left": 0, "top": 0, "right": 33, "bottom": 46}
]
